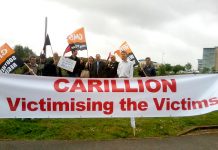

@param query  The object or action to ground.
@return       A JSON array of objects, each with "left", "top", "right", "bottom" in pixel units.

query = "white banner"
[{"left": 0, "top": 73, "right": 218, "bottom": 118}]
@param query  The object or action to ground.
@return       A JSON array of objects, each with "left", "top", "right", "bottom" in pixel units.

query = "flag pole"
[
  {"left": 44, "top": 17, "right": 47, "bottom": 57},
  {"left": 45, "top": 17, "right": 47, "bottom": 42},
  {"left": 24, "top": 63, "right": 37, "bottom": 76},
  {"left": 50, "top": 44, "right": 54, "bottom": 56}
]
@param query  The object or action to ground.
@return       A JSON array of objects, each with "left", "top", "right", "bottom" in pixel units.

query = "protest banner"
[
  {"left": 0, "top": 43, "right": 23, "bottom": 74},
  {"left": 57, "top": 56, "right": 76, "bottom": 72},
  {"left": 0, "top": 74, "right": 218, "bottom": 118}
]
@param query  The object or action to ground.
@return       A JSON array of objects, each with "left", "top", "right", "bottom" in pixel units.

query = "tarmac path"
[{"left": 0, "top": 133, "right": 218, "bottom": 150}]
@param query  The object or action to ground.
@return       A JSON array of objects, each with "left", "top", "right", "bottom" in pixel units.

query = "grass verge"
[{"left": 0, "top": 111, "right": 217, "bottom": 140}]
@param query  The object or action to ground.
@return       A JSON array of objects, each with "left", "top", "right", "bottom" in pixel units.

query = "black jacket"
[
  {"left": 105, "top": 61, "right": 119, "bottom": 78},
  {"left": 67, "top": 56, "right": 81, "bottom": 77},
  {"left": 91, "top": 61, "right": 106, "bottom": 78},
  {"left": 42, "top": 59, "right": 62, "bottom": 77},
  {"left": 139, "top": 65, "right": 156, "bottom": 77}
]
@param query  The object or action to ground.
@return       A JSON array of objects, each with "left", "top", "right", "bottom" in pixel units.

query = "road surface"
[{"left": 0, "top": 133, "right": 218, "bottom": 150}]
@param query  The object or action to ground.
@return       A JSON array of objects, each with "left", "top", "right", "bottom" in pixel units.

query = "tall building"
[
  {"left": 202, "top": 48, "right": 215, "bottom": 70},
  {"left": 200, "top": 47, "right": 218, "bottom": 72},
  {"left": 215, "top": 47, "right": 218, "bottom": 71},
  {"left": 197, "top": 59, "right": 203, "bottom": 72}
]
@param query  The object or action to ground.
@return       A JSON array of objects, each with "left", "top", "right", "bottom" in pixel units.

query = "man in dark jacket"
[
  {"left": 139, "top": 57, "right": 156, "bottom": 77},
  {"left": 38, "top": 54, "right": 47, "bottom": 76},
  {"left": 91, "top": 54, "right": 106, "bottom": 78},
  {"left": 67, "top": 50, "right": 81, "bottom": 77},
  {"left": 106, "top": 55, "right": 119, "bottom": 78}
]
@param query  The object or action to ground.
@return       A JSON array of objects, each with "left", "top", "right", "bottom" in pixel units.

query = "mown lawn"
[{"left": 0, "top": 111, "right": 218, "bottom": 140}]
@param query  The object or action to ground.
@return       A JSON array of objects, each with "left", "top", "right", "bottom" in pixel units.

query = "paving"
[{"left": 0, "top": 133, "right": 218, "bottom": 150}]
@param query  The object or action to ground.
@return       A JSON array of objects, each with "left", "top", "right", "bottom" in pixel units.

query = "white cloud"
[
  {"left": 1, "top": 0, "right": 218, "bottom": 69},
  {"left": 0, "top": 0, "right": 80, "bottom": 56}
]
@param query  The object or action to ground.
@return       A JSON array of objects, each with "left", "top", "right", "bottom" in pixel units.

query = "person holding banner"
[
  {"left": 117, "top": 51, "right": 134, "bottom": 78},
  {"left": 67, "top": 50, "right": 81, "bottom": 77},
  {"left": 85, "top": 56, "right": 94, "bottom": 71},
  {"left": 52, "top": 52, "right": 59, "bottom": 65},
  {"left": 139, "top": 57, "right": 156, "bottom": 77},
  {"left": 52, "top": 52, "right": 62, "bottom": 76},
  {"left": 106, "top": 55, "right": 119, "bottom": 78},
  {"left": 116, "top": 50, "right": 135, "bottom": 135},
  {"left": 81, "top": 56, "right": 94, "bottom": 78},
  {"left": 38, "top": 54, "right": 47, "bottom": 76},
  {"left": 91, "top": 54, "right": 106, "bottom": 78},
  {"left": 22, "top": 55, "right": 38, "bottom": 75},
  {"left": 43, "top": 53, "right": 62, "bottom": 77}
]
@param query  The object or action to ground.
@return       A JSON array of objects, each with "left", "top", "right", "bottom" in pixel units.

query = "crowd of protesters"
[{"left": 21, "top": 50, "right": 156, "bottom": 78}]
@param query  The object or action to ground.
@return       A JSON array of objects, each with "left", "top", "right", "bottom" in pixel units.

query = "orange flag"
[
  {"left": 67, "top": 27, "right": 86, "bottom": 44},
  {"left": 114, "top": 41, "right": 139, "bottom": 66},
  {"left": 65, "top": 27, "right": 87, "bottom": 54},
  {"left": 114, "top": 49, "right": 122, "bottom": 58},
  {"left": 0, "top": 43, "right": 23, "bottom": 73},
  {"left": 114, "top": 41, "right": 133, "bottom": 58},
  {"left": 119, "top": 41, "right": 133, "bottom": 54},
  {"left": 0, "top": 43, "right": 15, "bottom": 65}
]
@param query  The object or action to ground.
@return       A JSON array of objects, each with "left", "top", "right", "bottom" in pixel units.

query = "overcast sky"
[{"left": 1, "top": 0, "right": 218, "bottom": 69}]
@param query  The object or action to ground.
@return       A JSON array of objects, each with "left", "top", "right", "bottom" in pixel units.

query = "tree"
[
  {"left": 14, "top": 45, "right": 36, "bottom": 60},
  {"left": 202, "top": 67, "right": 210, "bottom": 73},
  {"left": 165, "top": 64, "right": 173, "bottom": 75},
  {"left": 185, "top": 62, "right": 192, "bottom": 71},
  {"left": 173, "top": 65, "right": 185, "bottom": 74},
  {"left": 158, "top": 64, "right": 166, "bottom": 76},
  {"left": 211, "top": 66, "right": 215, "bottom": 73}
]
